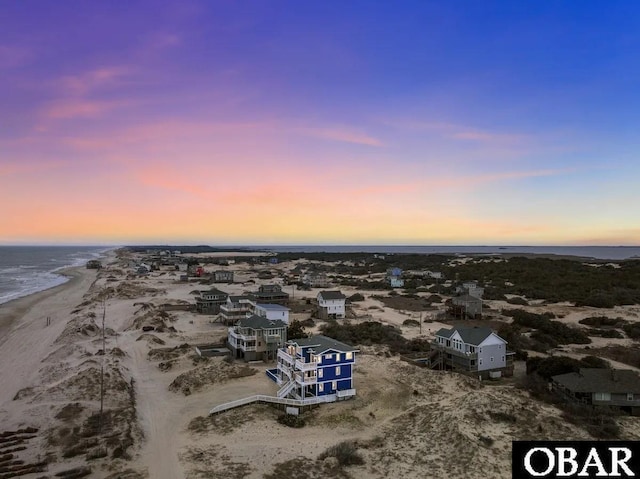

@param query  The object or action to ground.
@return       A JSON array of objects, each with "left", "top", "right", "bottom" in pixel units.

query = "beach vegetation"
[{"left": 318, "top": 441, "right": 365, "bottom": 467}]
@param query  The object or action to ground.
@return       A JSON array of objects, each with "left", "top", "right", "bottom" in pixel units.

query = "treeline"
[{"left": 443, "top": 257, "right": 640, "bottom": 307}]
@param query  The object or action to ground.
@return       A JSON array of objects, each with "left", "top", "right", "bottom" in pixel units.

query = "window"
[
  {"left": 334, "top": 353, "right": 341, "bottom": 361},
  {"left": 346, "top": 352, "right": 353, "bottom": 360},
  {"left": 490, "top": 357, "right": 494, "bottom": 362},
  {"left": 318, "top": 369, "right": 323, "bottom": 378},
  {"left": 318, "top": 383, "right": 324, "bottom": 392},
  {"left": 325, "top": 353, "right": 332, "bottom": 361},
  {"left": 336, "top": 366, "right": 341, "bottom": 375},
  {"left": 332, "top": 381, "right": 337, "bottom": 390},
  {"left": 479, "top": 359, "right": 483, "bottom": 365},
  {"left": 501, "top": 356, "right": 505, "bottom": 362},
  {"left": 628, "top": 393, "right": 634, "bottom": 401},
  {"left": 594, "top": 392, "right": 611, "bottom": 401}
]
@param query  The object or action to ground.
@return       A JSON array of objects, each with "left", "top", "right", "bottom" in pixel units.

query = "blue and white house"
[
  {"left": 267, "top": 335, "right": 358, "bottom": 401},
  {"left": 386, "top": 267, "right": 404, "bottom": 288}
]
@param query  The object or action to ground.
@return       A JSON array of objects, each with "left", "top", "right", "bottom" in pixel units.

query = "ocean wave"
[{"left": 0, "top": 273, "right": 68, "bottom": 305}]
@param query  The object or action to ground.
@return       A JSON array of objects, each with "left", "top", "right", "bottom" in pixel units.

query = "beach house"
[
  {"left": 254, "top": 303, "right": 290, "bottom": 324},
  {"left": 219, "top": 295, "right": 254, "bottom": 324},
  {"left": 212, "top": 270, "right": 234, "bottom": 283},
  {"left": 227, "top": 315, "right": 287, "bottom": 361},
  {"left": 195, "top": 288, "right": 229, "bottom": 314},
  {"left": 386, "top": 267, "right": 404, "bottom": 288},
  {"left": 455, "top": 280, "right": 484, "bottom": 299},
  {"left": 267, "top": 335, "right": 358, "bottom": 401},
  {"left": 250, "top": 284, "right": 289, "bottom": 305},
  {"left": 551, "top": 368, "right": 640, "bottom": 415},
  {"left": 431, "top": 326, "right": 514, "bottom": 378},
  {"left": 449, "top": 294, "right": 483, "bottom": 319},
  {"left": 317, "top": 290, "right": 346, "bottom": 319}
]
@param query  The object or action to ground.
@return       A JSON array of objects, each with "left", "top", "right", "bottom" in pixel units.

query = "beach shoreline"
[{"left": 0, "top": 266, "right": 93, "bottom": 345}]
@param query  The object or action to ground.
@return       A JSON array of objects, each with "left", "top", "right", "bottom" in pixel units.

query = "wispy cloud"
[
  {"left": 381, "top": 119, "right": 527, "bottom": 145},
  {"left": 59, "top": 66, "right": 132, "bottom": 96},
  {"left": 293, "top": 126, "right": 384, "bottom": 147},
  {"left": 43, "top": 99, "right": 132, "bottom": 120}
]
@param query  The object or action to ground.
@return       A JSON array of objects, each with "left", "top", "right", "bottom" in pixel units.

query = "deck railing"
[{"left": 209, "top": 393, "right": 340, "bottom": 415}]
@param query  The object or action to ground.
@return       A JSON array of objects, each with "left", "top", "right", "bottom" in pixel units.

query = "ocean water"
[
  {"left": 0, "top": 246, "right": 110, "bottom": 305},
  {"left": 261, "top": 245, "right": 640, "bottom": 261}
]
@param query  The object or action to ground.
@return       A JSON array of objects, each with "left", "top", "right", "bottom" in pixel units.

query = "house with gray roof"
[
  {"left": 266, "top": 335, "right": 358, "bottom": 402},
  {"left": 227, "top": 315, "right": 287, "bottom": 361},
  {"left": 551, "top": 368, "right": 640, "bottom": 415},
  {"left": 219, "top": 295, "right": 253, "bottom": 325},
  {"left": 195, "top": 288, "right": 229, "bottom": 314},
  {"left": 250, "top": 284, "right": 289, "bottom": 305},
  {"left": 317, "top": 290, "right": 346, "bottom": 319},
  {"left": 432, "top": 327, "right": 514, "bottom": 378},
  {"left": 449, "top": 294, "right": 483, "bottom": 318}
]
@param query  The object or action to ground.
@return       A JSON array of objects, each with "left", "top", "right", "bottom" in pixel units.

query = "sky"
[{"left": 2, "top": 1, "right": 640, "bottom": 246}]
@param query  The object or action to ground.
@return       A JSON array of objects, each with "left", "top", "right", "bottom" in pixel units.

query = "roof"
[
  {"left": 434, "top": 327, "right": 497, "bottom": 346},
  {"left": 289, "top": 335, "right": 358, "bottom": 354},
  {"left": 236, "top": 315, "right": 287, "bottom": 330},
  {"left": 228, "top": 295, "right": 252, "bottom": 302},
  {"left": 255, "top": 303, "right": 290, "bottom": 311},
  {"left": 318, "top": 290, "right": 346, "bottom": 300},
  {"left": 252, "top": 291, "right": 289, "bottom": 298},
  {"left": 552, "top": 368, "right": 640, "bottom": 394},
  {"left": 202, "top": 288, "right": 227, "bottom": 296},
  {"left": 452, "top": 294, "right": 482, "bottom": 304}
]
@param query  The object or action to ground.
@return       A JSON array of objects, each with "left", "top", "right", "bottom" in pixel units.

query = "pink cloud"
[
  {"left": 59, "top": 66, "right": 131, "bottom": 96},
  {"left": 44, "top": 99, "right": 131, "bottom": 119}
]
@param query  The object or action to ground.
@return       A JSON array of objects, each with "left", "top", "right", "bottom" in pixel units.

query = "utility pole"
[{"left": 99, "top": 300, "right": 106, "bottom": 432}]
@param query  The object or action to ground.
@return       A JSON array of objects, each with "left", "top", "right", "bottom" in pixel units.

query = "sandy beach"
[{"left": 0, "top": 250, "right": 639, "bottom": 479}]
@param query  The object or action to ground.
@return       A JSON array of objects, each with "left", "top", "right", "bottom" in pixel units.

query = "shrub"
[
  {"left": 318, "top": 441, "right": 364, "bottom": 467},
  {"left": 506, "top": 297, "right": 528, "bottom": 306},
  {"left": 277, "top": 414, "right": 306, "bottom": 428},
  {"left": 579, "top": 316, "right": 627, "bottom": 327},
  {"left": 402, "top": 319, "right": 420, "bottom": 327},
  {"left": 622, "top": 323, "right": 640, "bottom": 340}
]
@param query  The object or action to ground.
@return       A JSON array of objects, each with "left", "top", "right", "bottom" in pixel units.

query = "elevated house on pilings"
[
  {"left": 430, "top": 326, "right": 514, "bottom": 379},
  {"left": 195, "top": 288, "right": 228, "bottom": 314},
  {"left": 266, "top": 335, "right": 358, "bottom": 402},
  {"left": 227, "top": 315, "right": 287, "bottom": 361}
]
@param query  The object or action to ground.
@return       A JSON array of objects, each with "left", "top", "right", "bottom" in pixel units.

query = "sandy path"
[{"left": 128, "top": 336, "right": 276, "bottom": 478}]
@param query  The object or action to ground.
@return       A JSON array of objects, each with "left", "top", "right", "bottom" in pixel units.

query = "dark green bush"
[{"left": 318, "top": 441, "right": 364, "bottom": 466}]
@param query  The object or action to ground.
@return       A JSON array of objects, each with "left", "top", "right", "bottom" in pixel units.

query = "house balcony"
[
  {"left": 294, "top": 372, "right": 317, "bottom": 385},
  {"left": 295, "top": 359, "right": 319, "bottom": 371},
  {"left": 229, "top": 329, "right": 256, "bottom": 342},
  {"left": 265, "top": 334, "right": 284, "bottom": 344},
  {"left": 221, "top": 304, "right": 252, "bottom": 313},
  {"left": 277, "top": 349, "right": 295, "bottom": 365}
]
